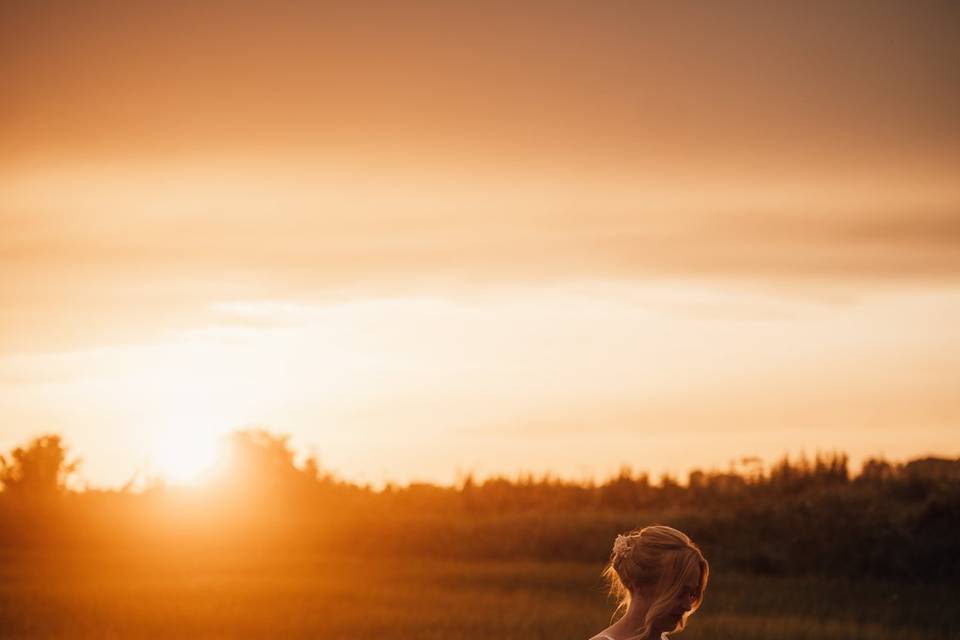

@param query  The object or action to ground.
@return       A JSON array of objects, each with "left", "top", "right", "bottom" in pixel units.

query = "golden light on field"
[{"left": 3, "top": 4, "right": 960, "bottom": 640}]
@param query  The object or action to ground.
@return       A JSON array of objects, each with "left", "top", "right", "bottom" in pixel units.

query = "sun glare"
[{"left": 150, "top": 422, "right": 224, "bottom": 486}]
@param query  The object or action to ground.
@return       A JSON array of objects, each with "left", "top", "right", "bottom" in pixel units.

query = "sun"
[{"left": 150, "top": 421, "right": 225, "bottom": 486}]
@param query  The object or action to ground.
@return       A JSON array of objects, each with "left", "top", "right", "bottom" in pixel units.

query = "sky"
[{"left": 2, "top": 1, "right": 959, "bottom": 488}]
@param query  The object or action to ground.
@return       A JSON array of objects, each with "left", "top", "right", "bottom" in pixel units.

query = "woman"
[{"left": 589, "top": 525, "right": 709, "bottom": 640}]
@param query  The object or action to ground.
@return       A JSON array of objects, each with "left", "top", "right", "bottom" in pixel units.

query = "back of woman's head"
[{"left": 602, "top": 525, "right": 708, "bottom": 637}]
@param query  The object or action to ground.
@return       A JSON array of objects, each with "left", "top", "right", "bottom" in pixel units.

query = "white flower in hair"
[{"left": 613, "top": 533, "right": 632, "bottom": 558}]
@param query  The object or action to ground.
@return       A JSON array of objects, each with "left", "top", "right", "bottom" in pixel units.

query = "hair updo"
[{"left": 602, "top": 525, "right": 709, "bottom": 637}]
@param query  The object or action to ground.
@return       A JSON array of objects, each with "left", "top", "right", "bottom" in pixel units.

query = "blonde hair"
[{"left": 602, "top": 525, "right": 709, "bottom": 638}]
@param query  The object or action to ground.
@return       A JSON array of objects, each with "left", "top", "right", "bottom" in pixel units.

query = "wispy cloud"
[{"left": 3, "top": 166, "right": 958, "bottom": 355}]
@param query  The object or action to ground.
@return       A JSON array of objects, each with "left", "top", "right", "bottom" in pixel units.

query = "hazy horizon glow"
[
  {"left": 2, "top": 1, "right": 958, "bottom": 488},
  {"left": 2, "top": 282, "right": 957, "bottom": 488}
]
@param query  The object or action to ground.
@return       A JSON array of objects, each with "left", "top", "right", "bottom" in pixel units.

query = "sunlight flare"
[{"left": 148, "top": 419, "right": 225, "bottom": 486}]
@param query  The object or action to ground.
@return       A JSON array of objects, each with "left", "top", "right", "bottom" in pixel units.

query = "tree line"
[{"left": 1, "top": 430, "right": 958, "bottom": 583}]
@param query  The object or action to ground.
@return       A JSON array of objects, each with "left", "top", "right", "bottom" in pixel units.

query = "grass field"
[{"left": 0, "top": 549, "right": 955, "bottom": 639}]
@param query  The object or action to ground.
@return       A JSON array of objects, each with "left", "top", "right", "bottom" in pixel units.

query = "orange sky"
[{"left": 1, "top": 1, "right": 958, "bottom": 487}]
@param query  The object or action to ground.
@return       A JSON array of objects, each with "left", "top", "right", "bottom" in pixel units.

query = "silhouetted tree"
[
  {"left": 211, "top": 428, "right": 322, "bottom": 505},
  {"left": 0, "top": 434, "right": 79, "bottom": 500},
  {"left": 859, "top": 457, "right": 896, "bottom": 483}
]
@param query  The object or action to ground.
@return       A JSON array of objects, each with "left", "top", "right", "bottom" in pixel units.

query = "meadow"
[
  {"left": 1, "top": 549, "right": 956, "bottom": 640},
  {"left": 2, "top": 434, "right": 958, "bottom": 639}
]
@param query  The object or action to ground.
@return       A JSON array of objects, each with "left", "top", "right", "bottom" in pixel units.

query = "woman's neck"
[{"left": 605, "top": 598, "right": 661, "bottom": 640}]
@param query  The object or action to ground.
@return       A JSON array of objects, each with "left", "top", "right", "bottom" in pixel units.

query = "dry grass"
[{"left": 0, "top": 549, "right": 955, "bottom": 639}]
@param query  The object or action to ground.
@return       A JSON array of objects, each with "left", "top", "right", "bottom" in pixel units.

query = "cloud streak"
[{"left": 3, "top": 165, "right": 959, "bottom": 354}]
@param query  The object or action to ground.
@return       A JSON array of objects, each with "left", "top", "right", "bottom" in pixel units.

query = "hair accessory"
[{"left": 613, "top": 533, "right": 631, "bottom": 558}]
